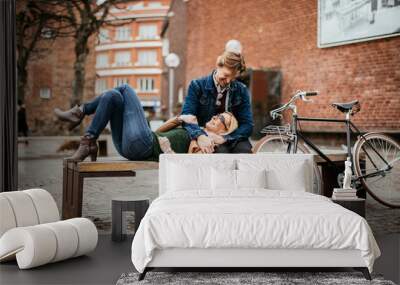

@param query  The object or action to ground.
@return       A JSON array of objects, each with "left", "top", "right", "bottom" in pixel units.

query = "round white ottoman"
[
  {"left": 0, "top": 218, "right": 98, "bottom": 269},
  {"left": 0, "top": 189, "right": 98, "bottom": 269}
]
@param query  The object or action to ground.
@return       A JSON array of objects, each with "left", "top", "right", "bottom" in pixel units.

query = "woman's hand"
[
  {"left": 158, "top": 136, "right": 175, "bottom": 154},
  {"left": 197, "top": 135, "right": 214, "bottom": 153}
]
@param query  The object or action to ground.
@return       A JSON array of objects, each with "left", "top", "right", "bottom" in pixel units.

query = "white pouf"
[
  {"left": 24, "top": 188, "right": 60, "bottom": 223},
  {"left": 1, "top": 191, "right": 40, "bottom": 227},
  {"left": 0, "top": 189, "right": 98, "bottom": 269},
  {"left": 0, "top": 196, "right": 17, "bottom": 237}
]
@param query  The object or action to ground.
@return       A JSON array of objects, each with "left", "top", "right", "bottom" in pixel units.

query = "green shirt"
[{"left": 145, "top": 128, "right": 191, "bottom": 162}]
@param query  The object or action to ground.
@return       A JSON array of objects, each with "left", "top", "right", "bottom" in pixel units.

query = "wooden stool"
[
  {"left": 62, "top": 158, "right": 158, "bottom": 219},
  {"left": 112, "top": 197, "right": 149, "bottom": 242}
]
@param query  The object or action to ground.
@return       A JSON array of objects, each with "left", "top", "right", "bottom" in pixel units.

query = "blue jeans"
[{"left": 83, "top": 84, "right": 154, "bottom": 160}]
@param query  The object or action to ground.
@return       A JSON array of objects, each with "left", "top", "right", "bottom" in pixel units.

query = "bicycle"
[{"left": 253, "top": 91, "right": 400, "bottom": 208}]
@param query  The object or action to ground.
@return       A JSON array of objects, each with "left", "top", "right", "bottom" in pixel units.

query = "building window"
[
  {"left": 96, "top": 54, "right": 109, "bottom": 68},
  {"left": 137, "top": 78, "right": 155, "bottom": 92},
  {"left": 162, "top": 38, "right": 169, "bottom": 56},
  {"left": 95, "top": 79, "right": 107, "bottom": 94},
  {"left": 178, "top": 87, "right": 184, "bottom": 103},
  {"left": 39, "top": 87, "right": 51, "bottom": 99},
  {"left": 148, "top": 2, "right": 162, "bottom": 7},
  {"left": 114, "top": 77, "right": 129, "bottom": 87},
  {"left": 137, "top": 50, "right": 157, "bottom": 66},
  {"left": 114, "top": 51, "right": 131, "bottom": 66},
  {"left": 115, "top": 26, "right": 132, "bottom": 41},
  {"left": 41, "top": 27, "right": 55, "bottom": 39},
  {"left": 99, "top": 28, "right": 109, "bottom": 43},
  {"left": 129, "top": 2, "right": 144, "bottom": 10},
  {"left": 138, "top": 24, "right": 157, "bottom": 40}
]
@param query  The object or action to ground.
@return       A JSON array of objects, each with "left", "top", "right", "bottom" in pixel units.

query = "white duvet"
[{"left": 131, "top": 190, "right": 380, "bottom": 273}]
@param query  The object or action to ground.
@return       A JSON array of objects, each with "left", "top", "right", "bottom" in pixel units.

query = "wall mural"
[{"left": 318, "top": 0, "right": 400, "bottom": 47}]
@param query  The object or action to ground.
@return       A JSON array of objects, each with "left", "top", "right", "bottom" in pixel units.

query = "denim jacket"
[{"left": 181, "top": 71, "right": 254, "bottom": 142}]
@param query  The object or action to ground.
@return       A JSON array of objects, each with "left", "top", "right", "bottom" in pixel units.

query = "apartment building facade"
[{"left": 95, "top": 0, "right": 170, "bottom": 113}]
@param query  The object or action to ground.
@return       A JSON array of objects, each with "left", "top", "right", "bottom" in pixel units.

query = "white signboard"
[{"left": 318, "top": 0, "right": 400, "bottom": 48}]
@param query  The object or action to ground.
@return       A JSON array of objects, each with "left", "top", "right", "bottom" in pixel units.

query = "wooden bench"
[{"left": 62, "top": 158, "right": 158, "bottom": 219}]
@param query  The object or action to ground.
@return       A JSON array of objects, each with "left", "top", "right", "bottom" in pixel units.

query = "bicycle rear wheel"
[
  {"left": 253, "top": 134, "right": 323, "bottom": 195},
  {"left": 353, "top": 133, "right": 400, "bottom": 208}
]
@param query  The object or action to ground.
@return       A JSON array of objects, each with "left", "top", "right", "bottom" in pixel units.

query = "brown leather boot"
[
  {"left": 68, "top": 135, "right": 98, "bottom": 162},
  {"left": 54, "top": 105, "right": 85, "bottom": 131}
]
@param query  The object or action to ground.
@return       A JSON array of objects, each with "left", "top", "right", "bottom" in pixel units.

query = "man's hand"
[
  {"left": 178, "top": 114, "right": 198, "bottom": 124},
  {"left": 197, "top": 135, "right": 214, "bottom": 153}
]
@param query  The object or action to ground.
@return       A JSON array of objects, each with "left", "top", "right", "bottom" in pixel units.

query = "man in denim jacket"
[{"left": 181, "top": 50, "right": 254, "bottom": 153}]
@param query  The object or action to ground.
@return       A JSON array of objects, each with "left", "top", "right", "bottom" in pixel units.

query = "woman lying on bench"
[{"left": 54, "top": 84, "right": 238, "bottom": 162}]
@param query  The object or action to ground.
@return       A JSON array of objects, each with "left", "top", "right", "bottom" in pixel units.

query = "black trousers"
[{"left": 214, "top": 139, "right": 253, "bottom": 154}]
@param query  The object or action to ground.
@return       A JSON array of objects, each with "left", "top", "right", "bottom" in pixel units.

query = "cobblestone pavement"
[
  {"left": 18, "top": 158, "right": 158, "bottom": 234},
  {"left": 17, "top": 136, "right": 400, "bottom": 235}
]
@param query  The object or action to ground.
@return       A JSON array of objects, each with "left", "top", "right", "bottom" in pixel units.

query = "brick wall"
[
  {"left": 161, "top": 0, "right": 187, "bottom": 117},
  {"left": 24, "top": 35, "right": 96, "bottom": 135},
  {"left": 184, "top": 0, "right": 400, "bottom": 132}
]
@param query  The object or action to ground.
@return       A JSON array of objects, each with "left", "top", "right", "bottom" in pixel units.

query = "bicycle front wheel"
[
  {"left": 253, "top": 134, "right": 323, "bottom": 195},
  {"left": 353, "top": 133, "right": 400, "bottom": 208}
]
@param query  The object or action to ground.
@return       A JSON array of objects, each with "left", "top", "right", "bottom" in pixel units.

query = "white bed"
[{"left": 131, "top": 154, "right": 380, "bottom": 280}]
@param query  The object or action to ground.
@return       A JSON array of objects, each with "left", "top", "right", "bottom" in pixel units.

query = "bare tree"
[
  {"left": 61, "top": 0, "right": 133, "bottom": 107},
  {"left": 17, "top": 0, "right": 133, "bottom": 105},
  {"left": 16, "top": 0, "right": 69, "bottom": 101}
]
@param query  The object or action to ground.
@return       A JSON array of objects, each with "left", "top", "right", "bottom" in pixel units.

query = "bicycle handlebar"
[
  {"left": 304, "top": 91, "right": 318, "bottom": 96},
  {"left": 270, "top": 90, "right": 318, "bottom": 119}
]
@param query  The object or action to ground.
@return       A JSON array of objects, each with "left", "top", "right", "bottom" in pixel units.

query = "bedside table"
[{"left": 331, "top": 198, "right": 365, "bottom": 218}]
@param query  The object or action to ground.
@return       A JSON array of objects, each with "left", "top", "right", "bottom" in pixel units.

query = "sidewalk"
[
  {"left": 18, "top": 135, "right": 118, "bottom": 159},
  {"left": 17, "top": 136, "right": 399, "bottom": 235},
  {"left": 18, "top": 135, "right": 158, "bottom": 234}
]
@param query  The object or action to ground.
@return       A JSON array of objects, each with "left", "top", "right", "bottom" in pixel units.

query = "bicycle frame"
[
  {"left": 291, "top": 115, "right": 356, "bottom": 172},
  {"left": 268, "top": 91, "right": 393, "bottom": 184},
  {"left": 286, "top": 114, "right": 391, "bottom": 181}
]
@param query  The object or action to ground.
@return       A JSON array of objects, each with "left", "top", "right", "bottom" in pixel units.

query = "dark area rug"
[{"left": 116, "top": 271, "right": 396, "bottom": 285}]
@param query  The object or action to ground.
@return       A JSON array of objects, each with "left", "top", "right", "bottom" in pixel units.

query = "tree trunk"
[
  {"left": 16, "top": 45, "right": 29, "bottom": 102},
  {"left": 71, "top": 37, "right": 89, "bottom": 107},
  {"left": 17, "top": 67, "right": 28, "bottom": 102}
]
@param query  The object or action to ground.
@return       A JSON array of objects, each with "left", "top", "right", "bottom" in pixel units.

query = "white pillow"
[
  {"left": 211, "top": 168, "right": 236, "bottom": 190},
  {"left": 236, "top": 169, "right": 267, "bottom": 189},
  {"left": 266, "top": 166, "right": 307, "bottom": 191},
  {"left": 238, "top": 158, "right": 309, "bottom": 192},
  {"left": 166, "top": 158, "right": 237, "bottom": 192},
  {"left": 167, "top": 162, "right": 211, "bottom": 191},
  {"left": 211, "top": 169, "right": 268, "bottom": 191}
]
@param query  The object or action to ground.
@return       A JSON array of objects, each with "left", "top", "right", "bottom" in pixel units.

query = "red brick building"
[
  {"left": 162, "top": 0, "right": 400, "bottom": 138},
  {"left": 160, "top": 0, "right": 187, "bottom": 116},
  {"left": 23, "top": 34, "right": 96, "bottom": 135},
  {"left": 23, "top": 0, "right": 170, "bottom": 135},
  {"left": 95, "top": 0, "right": 170, "bottom": 113}
]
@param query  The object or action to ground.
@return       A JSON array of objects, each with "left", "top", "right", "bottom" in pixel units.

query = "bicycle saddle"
[{"left": 331, "top": 100, "right": 360, "bottom": 114}]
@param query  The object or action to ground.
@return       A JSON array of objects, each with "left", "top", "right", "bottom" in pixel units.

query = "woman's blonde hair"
[
  {"left": 216, "top": 51, "right": 246, "bottom": 75},
  {"left": 222, "top": 112, "right": 238, "bottom": 135}
]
